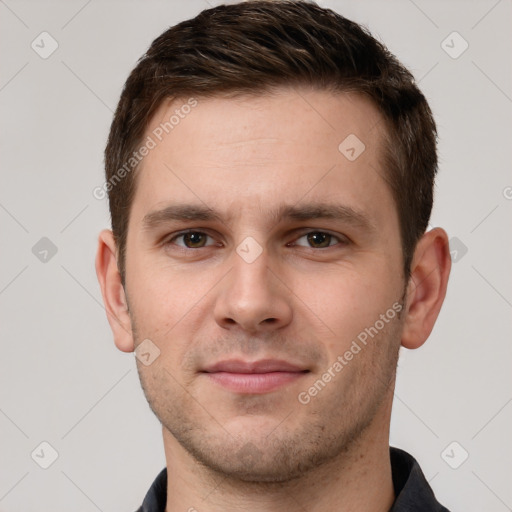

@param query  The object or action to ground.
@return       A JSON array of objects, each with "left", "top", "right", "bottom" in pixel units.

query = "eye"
[
  {"left": 167, "top": 231, "right": 217, "bottom": 249},
  {"left": 292, "top": 231, "right": 346, "bottom": 249}
]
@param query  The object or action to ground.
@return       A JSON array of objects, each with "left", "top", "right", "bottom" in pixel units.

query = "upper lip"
[{"left": 202, "top": 359, "right": 308, "bottom": 374}]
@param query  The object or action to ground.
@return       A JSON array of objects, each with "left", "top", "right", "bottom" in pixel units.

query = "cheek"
[
  {"left": 293, "top": 260, "right": 400, "bottom": 353},
  {"left": 126, "top": 258, "right": 200, "bottom": 339}
]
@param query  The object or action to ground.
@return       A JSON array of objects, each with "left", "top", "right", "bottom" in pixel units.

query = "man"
[{"left": 96, "top": 1, "right": 451, "bottom": 510}]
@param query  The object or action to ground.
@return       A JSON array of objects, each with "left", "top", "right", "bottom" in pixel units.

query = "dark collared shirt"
[{"left": 135, "top": 447, "right": 450, "bottom": 511}]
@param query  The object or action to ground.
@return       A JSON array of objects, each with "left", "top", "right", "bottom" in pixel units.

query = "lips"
[
  {"left": 202, "top": 359, "right": 309, "bottom": 394},
  {"left": 203, "top": 359, "right": 306, "bottom": 374}
]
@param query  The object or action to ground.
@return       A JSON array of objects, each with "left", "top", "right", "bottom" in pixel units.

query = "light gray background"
[{"left": 1, "top": 0, "right": 511, "bottom": 510}]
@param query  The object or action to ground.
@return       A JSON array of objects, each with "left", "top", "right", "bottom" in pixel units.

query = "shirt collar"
[
  {"left": 389, "top": 447, "right": 450, "bottom": 512},
  {"left": 136, "top": 447, "right": 450, "bottom": 512}
]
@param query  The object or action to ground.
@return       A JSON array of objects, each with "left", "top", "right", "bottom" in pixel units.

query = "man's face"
[{"left": 123, "top": 88, "right": 406, "bottom": 482}]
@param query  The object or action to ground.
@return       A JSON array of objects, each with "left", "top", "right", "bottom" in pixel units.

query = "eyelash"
[{"left": 164, "top": 229, "right": 349, "bottom": 251}]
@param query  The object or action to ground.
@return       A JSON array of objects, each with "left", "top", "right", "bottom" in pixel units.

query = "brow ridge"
[{"left": 142, "top": 202, "right": 375, "bottom": 232}]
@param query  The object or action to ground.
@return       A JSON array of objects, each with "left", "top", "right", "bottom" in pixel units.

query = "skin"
[{"left": 96, "top": 87, "right": 451, "bottom": 512}]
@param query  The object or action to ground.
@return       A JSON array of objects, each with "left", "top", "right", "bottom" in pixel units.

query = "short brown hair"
[{"left": 105, "top": 0, "right": 437, "bottom": 282}]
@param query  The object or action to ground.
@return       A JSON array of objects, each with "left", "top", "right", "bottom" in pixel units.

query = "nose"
[{"left": 213, "top": 247, "right": 293, "bottom": 334}]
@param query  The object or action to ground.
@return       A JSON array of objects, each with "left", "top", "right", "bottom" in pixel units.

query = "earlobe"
[
  {"left": 95, "top": 229, "right": 134, "bottom": 353},
  {"left": 401, "top": 228, "right": 451, "bottom": 350}
]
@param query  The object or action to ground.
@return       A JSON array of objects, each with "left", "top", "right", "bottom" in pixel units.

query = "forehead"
[
  {"left": 131, "top": 87, "right": 394, "bottom": 228},
  {"left": 146, "top": 87, "right": 384, "bottom": 161}
]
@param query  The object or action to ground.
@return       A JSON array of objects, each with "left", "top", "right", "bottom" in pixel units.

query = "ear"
[
  {"left": 401, "top": 228, "right": 451, "bottom": 349},
  {"left": 95, "top": 229, "right": 134, "bottom": 352}
]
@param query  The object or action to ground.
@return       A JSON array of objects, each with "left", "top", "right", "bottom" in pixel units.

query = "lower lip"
[{"left": 205, "top": 371, "right": 306, "bottom": 394}]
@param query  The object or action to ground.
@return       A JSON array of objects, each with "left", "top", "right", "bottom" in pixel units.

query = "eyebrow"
[{"left": 142, "top": 202, "right": 375, "bottom": 232}]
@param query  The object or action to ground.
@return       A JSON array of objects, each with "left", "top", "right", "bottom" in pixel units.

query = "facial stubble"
[{"left": 131, "top": 307, "right": 403, "bottom": 485}]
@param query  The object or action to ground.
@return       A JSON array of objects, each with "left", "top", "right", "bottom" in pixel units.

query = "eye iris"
[
  {"left": 307, "top": 232, "right": 331, "bottom": 248},
  {"left": 184, "top": 232, "right": 206, "bottom": 248}
]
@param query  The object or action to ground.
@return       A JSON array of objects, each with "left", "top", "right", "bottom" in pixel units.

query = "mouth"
[{"left": 201, "top": 359, "right": 310, "bottom": 394}]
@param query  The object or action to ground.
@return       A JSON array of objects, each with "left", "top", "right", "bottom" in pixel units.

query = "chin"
[{"left": 205, "top": 454, "right": 307, "bottom": 484}]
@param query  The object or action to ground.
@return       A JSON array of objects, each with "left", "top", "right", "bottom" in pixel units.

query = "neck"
[{"left": 162, "top": 398, "right": 395, "bottom": 512}]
